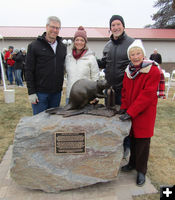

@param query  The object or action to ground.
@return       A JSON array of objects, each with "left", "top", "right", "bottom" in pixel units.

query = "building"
[{"left": 0, "top": 26, "right": 175, "bottom": 72}]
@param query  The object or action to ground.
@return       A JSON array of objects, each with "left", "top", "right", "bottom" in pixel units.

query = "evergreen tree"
[{"left": 145, "top": 0, "right": 175, "bottom": 28}]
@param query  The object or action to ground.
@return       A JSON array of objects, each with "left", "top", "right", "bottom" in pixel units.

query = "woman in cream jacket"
[{"left": 65, "top": 26, "right": 99, "bottom": 103}]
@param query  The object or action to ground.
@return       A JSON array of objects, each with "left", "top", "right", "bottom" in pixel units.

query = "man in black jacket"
[
  {"left": 98, "top": 15, "right": 134, "bottom": 159},
  {"left": 99, "top": 15, "right": 134, "bottom": 105},
  {"left": 149, "top": 49, "right": 162, "bottom": 65},
  {"left": 25, "top": 16, "right": 67, "bottom": 115}
]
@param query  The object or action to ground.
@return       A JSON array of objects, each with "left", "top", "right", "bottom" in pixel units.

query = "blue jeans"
[
  {"left": 32, "top": 92, "right": 62, "bottom": 115},
  {"left": 7, "top": 65, "right": 14, "bottom": 84},
  {"left": 14, "top": 69, "right": 23, "bottom": 86},
  {"left": 65, "top": 98, "right": 69, "bottom": 105}
]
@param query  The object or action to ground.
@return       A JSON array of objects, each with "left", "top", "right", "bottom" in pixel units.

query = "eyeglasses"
[{"left": 49, "top": 25, "right": 61, "bottom": 31}]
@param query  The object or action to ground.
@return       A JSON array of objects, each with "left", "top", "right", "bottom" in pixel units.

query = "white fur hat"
[{"left": 127, "top": 39, "right": 146, "bottom": 59}]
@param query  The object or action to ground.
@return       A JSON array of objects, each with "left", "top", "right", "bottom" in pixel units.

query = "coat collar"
[
  {"left": 125, "top": 64, "right": 152, "bottom": 79},
  {"left": 37, "top": 32, "right": 62, "bottom": 44}
]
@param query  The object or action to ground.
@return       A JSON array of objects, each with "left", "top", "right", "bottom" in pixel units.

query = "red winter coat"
[
  {"left": 120, "top": 64, "right": 160, "bottom": 138},
  {"left": 4, "top": 51, "right": 15, "bottom": 66}
]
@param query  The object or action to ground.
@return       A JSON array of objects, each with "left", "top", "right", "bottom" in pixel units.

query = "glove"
[
  {"left": 117, "top": 109, "right": 126, "bottom": 115},
  {"left": 119, "top": 113, "right": 131, "bottom": 121},
  {"left": 28, "top": 93, "right": 39, "bottom": 104}
]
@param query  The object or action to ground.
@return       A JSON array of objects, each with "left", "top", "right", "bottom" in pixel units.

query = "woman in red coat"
[{"left": 119, "top": 40, "right": 160, "bottom": 186}]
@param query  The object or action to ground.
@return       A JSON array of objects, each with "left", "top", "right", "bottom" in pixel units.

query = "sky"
[{"left": 0, "top": 0, "right": 158, "bottom": 28}]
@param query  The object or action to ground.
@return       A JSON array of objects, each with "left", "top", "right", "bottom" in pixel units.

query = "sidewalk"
[{"left": 0, "top": 146, "right": 157, "bottom": 200}]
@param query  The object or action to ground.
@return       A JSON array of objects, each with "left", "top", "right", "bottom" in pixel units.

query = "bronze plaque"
[{"left": 55, "top": 132, "right": 86, "bottom": 154}]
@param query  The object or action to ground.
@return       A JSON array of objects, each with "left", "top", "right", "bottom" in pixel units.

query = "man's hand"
[
  {"left": 119, "top": 113, "right": 131, "bottom": 121},
  {"left": 28, "top": 94, "right": 39, "bottom": 104}
]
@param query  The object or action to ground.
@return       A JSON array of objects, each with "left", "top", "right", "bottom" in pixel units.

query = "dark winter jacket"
[
  {"left": 13, "top": 51, "right": 25, "bottom": 70},
  {"left": 25, "top": 32, "right": 67, "bottom": 95},
  {"left": 149, "top": 53, "right": 162, "bottom": 64},
  {"left": 100, "top": 32, "right": 134, "bottom": 90}
]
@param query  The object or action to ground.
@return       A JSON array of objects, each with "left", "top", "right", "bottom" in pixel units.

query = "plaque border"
[{"left": 54, "top": 132, "right": 86, "bottom": 155}]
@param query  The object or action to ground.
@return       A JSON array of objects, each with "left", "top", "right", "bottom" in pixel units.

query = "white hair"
[{"left": 46, "top": 16, "right": 61, "bottom": 27}]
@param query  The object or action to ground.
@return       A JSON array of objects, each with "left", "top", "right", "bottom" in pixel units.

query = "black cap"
[{"left": 109, "top": 15, "right": 125, "bottom": 29}]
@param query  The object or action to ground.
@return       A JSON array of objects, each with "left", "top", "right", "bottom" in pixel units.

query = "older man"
[
  {"left": 149, "top": 49, "right": 162, "bottom": 65},
  {"left": 25, "top": 16, "right": 67, "bottom": 115}
]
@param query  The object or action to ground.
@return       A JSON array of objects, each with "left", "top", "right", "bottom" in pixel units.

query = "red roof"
[{"left": 0, "top": 26, "right": 175, "bottom": 40}]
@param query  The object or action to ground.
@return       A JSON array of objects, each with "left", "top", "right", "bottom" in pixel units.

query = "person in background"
[
  {"left": 98, "top": 15, "right": 134, "bottom": 158},
  {"left": 20, "top": 48, "right": 26, "bottom": 82},
  {"left": 65, "top": 26, "right": 99, "bottom": 104},
  {"left": 149, "top": 49, "right": 162, "bottom": 65},
  {"left": 119, "top": 40, "right": 160, "bottom": 187},
  {"left": 4, "top": 46, "right": 15, "bottom": 85},
  {"left": 13, "top": 49, "right": 24, "bottom": 87},
  {"left": 25, "top": 16, "right": 67, "bottom": 115}
]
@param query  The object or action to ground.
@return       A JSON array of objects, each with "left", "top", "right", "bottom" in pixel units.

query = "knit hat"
[
  {"left": 74, "top": 26, "right": 87, "bottom": 42},
  {"left": 127, "top": 39, "right": 146, "bottom": 59},
  {"left": 109, "top": 15, "right": 125, "bottom": 29}
]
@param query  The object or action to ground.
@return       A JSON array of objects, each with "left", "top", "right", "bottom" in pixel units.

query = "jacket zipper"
[{"left": 112, "top": 45, "right": 117, "bottom": 84}]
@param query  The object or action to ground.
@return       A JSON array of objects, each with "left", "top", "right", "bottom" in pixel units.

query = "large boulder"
[{"left": 10, "top": 111, "right": 131, "bottom": 193}]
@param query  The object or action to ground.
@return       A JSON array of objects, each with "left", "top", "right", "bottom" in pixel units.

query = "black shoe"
[
  {"left": 121, "top": 164, "right": 134, "bottom": 172},
  {"left": 136, "top": 172, "right": 145, "bottom": 186}
]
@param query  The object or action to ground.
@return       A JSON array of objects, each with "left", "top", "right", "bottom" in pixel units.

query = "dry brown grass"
[
  {"left": 0, "top": 84, "right": 175, "bottom": 200},
  {"left": 0, "top": 86, "right": 32, "bottom": 161},
  {"left": 0, "top": 85, "right": 66, "bottom": 162}
]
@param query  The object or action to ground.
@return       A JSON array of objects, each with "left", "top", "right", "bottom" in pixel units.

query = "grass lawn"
[{"left": 0, "top": 84, "right": 175, "bottom": 200}]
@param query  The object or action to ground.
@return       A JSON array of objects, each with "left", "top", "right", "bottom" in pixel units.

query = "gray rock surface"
[{"left": 10, "top": 111, "right": 131, "bottom": 193}]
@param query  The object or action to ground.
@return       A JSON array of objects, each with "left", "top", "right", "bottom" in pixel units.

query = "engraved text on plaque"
[{"left": 55, "top": 132, "right": 85, "bottom": 154}]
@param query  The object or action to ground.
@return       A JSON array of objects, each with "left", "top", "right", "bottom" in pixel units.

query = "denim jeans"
[
  {"left": 14, "top": 69, "right": 23, "bottom": 86},
  {"left": 7, "top": 65, "right": 14, "bottom": 84},
  {"left": 65, "top": 98, "right": 69, "bottom": 105},
  {"left": 32, "top": 92, "right": 62, "bottom": 115}
]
